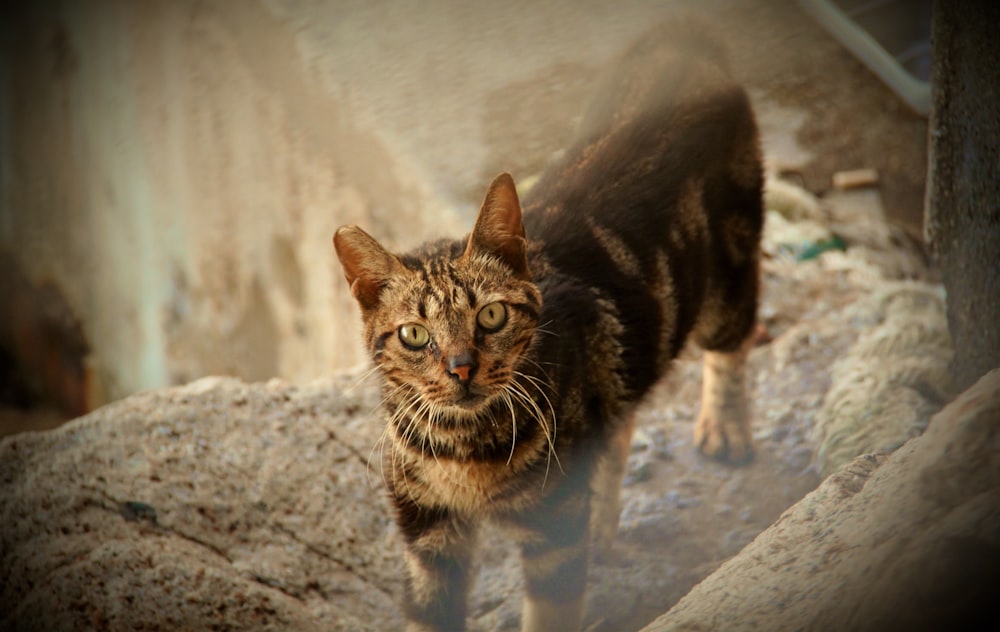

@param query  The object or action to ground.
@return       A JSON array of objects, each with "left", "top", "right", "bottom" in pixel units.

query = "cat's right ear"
[{"left": 333, "top": 226, "right": 402, "bottom": 310}]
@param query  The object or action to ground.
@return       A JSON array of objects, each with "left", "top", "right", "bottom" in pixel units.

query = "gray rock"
[
  {"left": 642, "top": 369, "right": 1000, "bottom": 632},
  {"left": 0, "top": 375, "right": 403, "bottom": 631}
]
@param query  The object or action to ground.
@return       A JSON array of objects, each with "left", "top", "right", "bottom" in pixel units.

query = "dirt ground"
[{"left": 713, "top": 0, "right": 929, "bottom": 238}]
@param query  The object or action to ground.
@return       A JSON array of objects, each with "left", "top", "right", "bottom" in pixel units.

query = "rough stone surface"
[
  {"left": 0, "top": 375, "right": 402, "bottom": 631},
  {"left": 642, "top": 369, "right": 1000, "bottom": 632},
  {"left": 812, "top": 281, "right": 953, "bottom": 477}
]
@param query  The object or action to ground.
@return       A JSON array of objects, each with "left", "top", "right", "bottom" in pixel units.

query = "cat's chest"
[{"left": 414, "top": 457, "right": 532, "bottom": 514}]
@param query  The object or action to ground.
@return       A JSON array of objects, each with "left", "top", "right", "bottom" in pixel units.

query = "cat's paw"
[{"left": 694, "top": 412, "right": 754, "bottom": 465}]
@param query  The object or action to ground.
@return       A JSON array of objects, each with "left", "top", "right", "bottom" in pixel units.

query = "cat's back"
[
  {"left": 522, "top": 15, "right": 760, "bottom": 283},
  {"left": 522, "top": 16, "right": 763, "bottom": 398},
  {"left": 523, "top": 16, "right": 756, "bottom": 229},
  {"left": 576, "top": 15, "right": 736, "bottom": 141}
]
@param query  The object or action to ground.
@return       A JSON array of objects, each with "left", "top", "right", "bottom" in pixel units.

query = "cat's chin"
[{"left": 439, "top": 391, "right": 494, "bottom": 416}]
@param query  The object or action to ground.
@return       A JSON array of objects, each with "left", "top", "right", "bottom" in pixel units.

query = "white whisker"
[
  {"left": 347, "top": 362, "right": 382, "bottom": 394},
  {"left": 534, "top": 319, "right": 559, "bottom": 338},
  {"left": 501, "top": 390, "right": 518, "bottom": 466},
  {"left": 397, "top": 395, "right": 427, "bottom": 505},
  {"left": 366, "top": 382, "right": 410, "bottom": 488},
  {"left": 510, "top": 370, "right": 563, "bottom": 482}
]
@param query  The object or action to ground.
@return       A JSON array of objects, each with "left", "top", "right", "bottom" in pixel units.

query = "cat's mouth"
[
  {"left": 436, "top": 383, "right": 495, "bottom": 413},
  {"left": 445, "top": 391, "right": 489, "bottom": 410}
]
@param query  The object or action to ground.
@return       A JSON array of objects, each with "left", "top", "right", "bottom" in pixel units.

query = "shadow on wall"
[{"left": 0, "top": 252, "right": 96, "bottom": 421}]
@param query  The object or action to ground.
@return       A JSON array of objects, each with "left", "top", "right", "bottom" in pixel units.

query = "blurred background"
[{"left": 0, "top": 0, "right": 929, "bottom": 435}]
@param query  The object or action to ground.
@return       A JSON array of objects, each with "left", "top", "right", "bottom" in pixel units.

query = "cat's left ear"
[{"left": 464, "top": 173, "right": 530, "bottom": 280}]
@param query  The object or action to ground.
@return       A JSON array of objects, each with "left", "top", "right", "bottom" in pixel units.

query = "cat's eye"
[
  {"left": 476, "top": 302, "right": 507, "bottom": 332},
  {"left": 398, "top": 324, "right": 430, "bottom": 349}
]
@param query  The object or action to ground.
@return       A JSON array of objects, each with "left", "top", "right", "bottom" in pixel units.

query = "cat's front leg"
[
  {"left": 521, "top": 533, "right": 588, "bottom": 632},
  {"left": 510, "top": 486, "right": 591, "bottom": 632},
  {"left": 394, "top": 495, "right": 477, "bottom": 632},
  {"left": 590, "top": 412, "right": 635, "bottom": 557}
]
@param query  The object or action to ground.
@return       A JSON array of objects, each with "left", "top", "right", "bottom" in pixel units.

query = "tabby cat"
[{"left": 334, "top": 18, "right": 763, "bottom": 632}]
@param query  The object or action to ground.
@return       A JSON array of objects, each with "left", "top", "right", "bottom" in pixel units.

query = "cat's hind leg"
[
  {"left": 692, "top": 250, "right": 759, "bottom": 464},
  {"left": 692, "top": 167, "right": 762, "bottom": 464},
  {"left": 693, "top": 335, "right": 755, "bottom": 464}
]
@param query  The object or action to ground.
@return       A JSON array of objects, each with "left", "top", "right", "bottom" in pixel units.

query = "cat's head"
[{"left": 333, "top": 173, "right": 542, "bottom": 417}]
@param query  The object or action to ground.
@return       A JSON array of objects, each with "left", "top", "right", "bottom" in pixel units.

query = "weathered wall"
[
  {"left": 0, "top": 0, "right": 454, "bottom": 403},
  {"left": 925, "top": 2, "right": 1000, "bottom": 391}
]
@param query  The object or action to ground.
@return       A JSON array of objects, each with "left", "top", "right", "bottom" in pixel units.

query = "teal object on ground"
[{"left": 797, "top": 235, "right": 847, "bottom": 261}]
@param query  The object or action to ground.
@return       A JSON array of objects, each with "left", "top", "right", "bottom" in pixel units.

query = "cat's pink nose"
[{"left": 446, "top": 351, "right": 477, "bottom": 383}]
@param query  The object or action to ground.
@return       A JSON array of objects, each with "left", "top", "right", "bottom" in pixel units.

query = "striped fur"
[{"left": 334, "top": 18, "right": 763, "bottom": 632}]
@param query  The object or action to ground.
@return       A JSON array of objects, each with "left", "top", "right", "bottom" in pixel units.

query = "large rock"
[
  {"left": 642, "top": 369, "right": 1000, "bottom": 631},
  {"left": 812, "top": 281, "right": 953, "bottom": 477},
  {"left": 5, "top": 350, "right": 989, "bottom": 632},
  {"left": 0, "top": 374, "right": 404, "bottom": 631}
]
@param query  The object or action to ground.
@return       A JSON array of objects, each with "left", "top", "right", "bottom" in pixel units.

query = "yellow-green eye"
[
  {"left": 398, "top": 324, "right": 430, "bottom": 349},
  {"left": 476, "top": 302, "right": 507, "bottom": 332}
]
